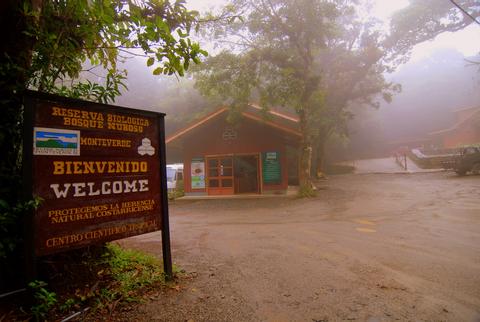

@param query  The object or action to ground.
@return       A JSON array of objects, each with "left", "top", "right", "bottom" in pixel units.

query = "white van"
[{"left": 166, "top": 164, "right": 184, "bottom": 191}]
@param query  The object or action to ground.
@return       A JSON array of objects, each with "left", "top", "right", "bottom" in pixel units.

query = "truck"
[
  {"left": 166, "top": 164, "right": 184, "bottom": 192},
  {"left": 441, "top": 146, "right": 480, "bottom": 176}
]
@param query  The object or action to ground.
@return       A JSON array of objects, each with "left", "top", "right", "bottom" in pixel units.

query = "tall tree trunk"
[
  {"left": 0, "top": 0, "right": 41, "bottom": 200},
  {"left": 314, "top": 137, "right": 327, "bottom": 176},
  {"left": 1, "top": 1, "right": 31, "bottom": 197},
  {"left": 298, "top": 109, "right": 314, "bottom": 196},
  {"left": 0, "top": 0, "right": 41, "bottom": 290}
]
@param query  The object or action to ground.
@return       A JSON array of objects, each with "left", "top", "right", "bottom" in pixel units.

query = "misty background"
[
  {"left": 110, "top": 47, "right": 479, "bottom": 161},
  {"left": 106, "top": 2, "right": 480, "bottom": 163}
]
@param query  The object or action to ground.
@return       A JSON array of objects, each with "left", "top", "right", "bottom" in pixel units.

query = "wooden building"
[
  {"left": 166, "top": 105, "right": 301, "bottom": 196},
  {"left": 429, "top": 107, "right": 480, "bottom": 148}
]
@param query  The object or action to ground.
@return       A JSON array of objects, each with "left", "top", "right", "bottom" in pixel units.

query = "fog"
[
  {"left": 337, "top": 48, "right": 480, "bottom": 160},
  {"left": 113, "top": 58, "right": 213, "bottom": 135},
  {"left": 107, "top": 1, "right": 480, "bottom": 163},
  {"left": 380, "top": 48, "right": 479, "bottom": 142},
  {"left": 112, "top": 46, "right": 479, "bottom": 160}
]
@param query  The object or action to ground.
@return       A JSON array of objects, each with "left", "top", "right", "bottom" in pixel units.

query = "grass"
[
  {"left": 101, "top": 243, "right": 167, "bottom": 301},
  {"left": 3, "top": 244, "right": 176, "bottom": 321},
  {"left": 54, "top": 243, "right": 175, "bottom": 319},
  {"left": 297, "top": 184, "right": 317, "bottom": 198},
  {"left": 168, "top": 180, "right": 185, "bottom": 200}
]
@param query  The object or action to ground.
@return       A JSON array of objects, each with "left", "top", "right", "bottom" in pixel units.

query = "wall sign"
[
  {"left": 262, "top": 151, "right": 281, "bottom": 184},
  {"left": 191, "top": 157, "right": 206, "bottom": 189},
  {"left": 23, "top": 91, "right": 171, "bottom": 265}
]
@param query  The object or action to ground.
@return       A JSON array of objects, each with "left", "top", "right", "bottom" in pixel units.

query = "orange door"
[{"left": 207, "top": 156, "right": 234, "bottom": 195}]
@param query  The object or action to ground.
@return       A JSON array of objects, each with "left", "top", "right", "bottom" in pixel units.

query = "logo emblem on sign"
[
  {"left": 33, "top": 127, "right": 80, "bottom": 156},
  {"left": 137, "top": 138, "right": 155, "bottom": 156}
]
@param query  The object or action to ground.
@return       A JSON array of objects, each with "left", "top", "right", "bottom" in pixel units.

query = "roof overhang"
[
  {"left": 166, "top": 105, "right": 302, "bottom": 146},
  {"left": 429, "top": 108, "right": 480, "bottom": 137}
]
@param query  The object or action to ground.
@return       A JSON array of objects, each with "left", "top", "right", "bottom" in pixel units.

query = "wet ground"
[{"left": 122, "top": 172, "right": 480, "bottom": 322}]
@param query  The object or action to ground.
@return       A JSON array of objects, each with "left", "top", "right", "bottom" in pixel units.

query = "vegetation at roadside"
[
  {"left": 168, "top": 180, "right": 185, "bottom": 200},
  {"left": 28, "top": 280, "right": 58, "bottom": 321},
  {"left": 0, "top": 0, "right": 205, "bottom": 285},
  {"left": 2, "top": 244, "right": 177, "bottom": 321}
]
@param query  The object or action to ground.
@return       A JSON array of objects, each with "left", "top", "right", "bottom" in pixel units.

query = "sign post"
[
  {"left": 158, "top": 116, "right": 173, "bottom": 279},
  {"left": 23, "top": 91, "right": 172, "bottom": 277}
]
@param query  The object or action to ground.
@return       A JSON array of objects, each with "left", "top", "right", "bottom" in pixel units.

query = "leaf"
[
  {"left": 152, "top": 67, "right": 162, "bottom": 75},
  {"left": 147, "top": 57, "right": 155, "bottom": 66},
  {"left": 0, "top": 199, "right": 9, "bottom": 210}
]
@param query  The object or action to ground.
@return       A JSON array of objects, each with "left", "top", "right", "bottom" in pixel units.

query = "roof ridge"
[
  {"left": 248, "top": 103, "right": 299, "bottom": 122},
  {"left": 166, "top": 104, "right": 301, "bottom": 144},
  {"left": 429, "top": 108, "right": 480, "bottom": 136}
]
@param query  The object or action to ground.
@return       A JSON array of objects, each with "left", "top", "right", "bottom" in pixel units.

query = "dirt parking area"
[{"left": 122, "top": 172, "right": 480, "bottom": 322}]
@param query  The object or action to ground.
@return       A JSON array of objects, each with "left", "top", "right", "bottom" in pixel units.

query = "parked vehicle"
[
  {"left": 441, "top": 146, "right": 480, "bottom": 175},
  {"left": 166, "top": 164, "right": 184, "bottom": 191}
]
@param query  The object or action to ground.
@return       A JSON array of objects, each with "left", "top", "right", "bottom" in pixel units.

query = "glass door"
[
  {"left": 234, "top": 155, "right": 259, "bottom": 194},
  {"left": 207, "top": 156, "right": 234, "bottom": 195}
]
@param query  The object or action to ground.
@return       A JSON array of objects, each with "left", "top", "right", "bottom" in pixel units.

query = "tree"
[
  {"left": 0, "top": 0, "right": 206, "bottom": 283},
  {"left": 307, "top": 7, "right": 403, "bottom": 174},
  {"left": 385, "top": 0, "right": 480, "bottom": 65},
  {"left": 194, "top": 0, "right": 399, "bottom": 195}
]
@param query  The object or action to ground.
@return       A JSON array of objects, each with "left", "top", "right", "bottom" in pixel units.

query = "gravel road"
[{"left": 121, "top": 172, "right": 480, "bottom": 322}]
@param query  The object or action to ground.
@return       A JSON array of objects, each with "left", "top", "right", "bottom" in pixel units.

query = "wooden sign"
[{"left": 23, "top": 91, "right": 170, "bottom": 263}]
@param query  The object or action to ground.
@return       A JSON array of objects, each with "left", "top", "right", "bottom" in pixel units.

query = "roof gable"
[
  {"left": 429, "top": 108, "right": 480, "bottom": 136},
  {"left": 166, "top": 105, "right": 301, "bottom": 144}
]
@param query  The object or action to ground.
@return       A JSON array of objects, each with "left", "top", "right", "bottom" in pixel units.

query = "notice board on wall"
[
  {"left": 262, "top": 152, "right": 281, "bottom": 184},
  {"left": 191, "top": 157, "right": 206, "bottom": 189},
  {"left": 23, "top": 91, "right": 170, "bottom": 257}
]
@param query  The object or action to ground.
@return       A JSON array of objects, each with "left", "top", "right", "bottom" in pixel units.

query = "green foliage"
[
  {"left": 168, "top": 180, "right": 185, "bottom": 200},
  {"left": 0, "top": 0, "right": 206, "bottom": 272},
  {"left": 386, "top": 0, "right": 479, "bottom": 66},
  {"left": 101, "top": 243, "right": 166, "bottom": 301},
  {"left": 58, "top": 297, "right": 77, "bottom": 312},
  {"left": 21, "top": 245, "right": 174, "bottom": 319},
  {"left": 29, "top": 280, "right": 57, "bottom": 321},
  {"left": 23, "top": 0, "right": 207, "bottom": 95},
  {"left": 297, "top": 184, "right": 317, "bottom": 198},
  {"left": 0, "top": 197, "right": 42, "bottom": 259},
  {"left": 51, "top": 70, "right": 128, "bottom": 104}
]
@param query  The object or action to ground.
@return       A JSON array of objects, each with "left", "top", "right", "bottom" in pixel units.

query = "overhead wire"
[{"left": 449, "top": 0, "right": 480, "bottom": 25}]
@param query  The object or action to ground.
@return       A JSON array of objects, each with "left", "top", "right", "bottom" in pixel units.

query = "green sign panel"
[{"left": 262, "top": 152, "right": 281, "bottom": 184}]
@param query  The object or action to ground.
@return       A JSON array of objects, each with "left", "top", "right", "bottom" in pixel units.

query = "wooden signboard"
[{"left": 22, "top": 91, "right": 171, "bottom": 276}]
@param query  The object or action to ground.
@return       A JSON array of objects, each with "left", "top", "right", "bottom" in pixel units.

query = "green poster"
[
  {"left": 262, "top": 152, "right": 281, "bottom": 184},
  {"left": 191, "top": 157, "right": 205, "bottom": 189}
]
